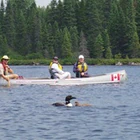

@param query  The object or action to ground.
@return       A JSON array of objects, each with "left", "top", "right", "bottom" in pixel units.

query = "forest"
[{"left": 0, "top": 0, "right": 140, "bottom": 60}]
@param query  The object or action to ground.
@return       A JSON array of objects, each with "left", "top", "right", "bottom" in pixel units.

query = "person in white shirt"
[
  {"left": 49, "top": 56, "right": 71, "bottom": 79},
  {"left": 0, "top": 55, "right": 18, "bottom": 84}
]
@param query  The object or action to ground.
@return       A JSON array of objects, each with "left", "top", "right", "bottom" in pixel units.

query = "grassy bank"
[{"left": 9, "top": 58, "right": 140, "bottom": 65}]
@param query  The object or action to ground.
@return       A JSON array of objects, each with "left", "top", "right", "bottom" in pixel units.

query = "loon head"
[{"left": 65, "top": 95, "right": 76, "bottom": 107}]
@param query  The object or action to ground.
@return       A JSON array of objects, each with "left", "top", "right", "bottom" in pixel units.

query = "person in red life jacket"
[
  {"left": 73, "top": 55, "right": 89, "bottom": 78},
  {"left": 0, "top": 55, "right": 19, "bottom": 82}
]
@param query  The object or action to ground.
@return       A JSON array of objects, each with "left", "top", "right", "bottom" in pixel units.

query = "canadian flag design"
[{"left": 111, "top": 74, "right": 120, "bottom": 81}]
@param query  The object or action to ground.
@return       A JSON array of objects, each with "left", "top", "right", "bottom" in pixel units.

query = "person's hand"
[
  {"left": 5, "top": 65, "right": 10, "bottom": 69},
  {"left": 81, "top": 72, "right": 84, "bottom": 76},
  {"left": 5, "top": 76, "right": 9, "bottom": 82}
]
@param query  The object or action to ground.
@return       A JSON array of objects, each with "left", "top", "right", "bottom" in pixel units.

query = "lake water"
[{"left": 0, "top": 65, "right": 140, "bottom": 140}]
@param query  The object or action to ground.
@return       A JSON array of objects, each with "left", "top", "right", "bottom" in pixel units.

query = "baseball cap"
[
  {"left": 78, "top": 55, "right": 84, "bottom": 59},
  {"left": 53, "top": 56, "right": 58, "bottom": 60},
  {"left": 1, "top": 55, "right": 10, "bottom": 60}
]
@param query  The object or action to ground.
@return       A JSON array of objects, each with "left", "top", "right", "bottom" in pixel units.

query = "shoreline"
[{"left": 8, "top": 58, "right": 140, "bottom": 66}]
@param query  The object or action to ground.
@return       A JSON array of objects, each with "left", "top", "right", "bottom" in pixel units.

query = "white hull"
[{"left": 0, "top": 70, "right": 127, "bottom": 86}]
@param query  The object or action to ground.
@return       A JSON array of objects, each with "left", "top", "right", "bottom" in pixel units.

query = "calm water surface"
[{"left": 0, "top": 65, "right": 140, "bottom": 140}]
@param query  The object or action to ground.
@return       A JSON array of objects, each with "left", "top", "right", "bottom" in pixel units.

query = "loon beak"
[
  {"left": 65, "top": 95, "right": 76, "bottom": 101},
  {"left": 72, "top": 97, "right": 76, "bottom": 99}
]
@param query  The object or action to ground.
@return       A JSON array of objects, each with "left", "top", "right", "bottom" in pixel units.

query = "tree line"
[{"left": 0, "top": 0, "right": 140, "bottom": 59}]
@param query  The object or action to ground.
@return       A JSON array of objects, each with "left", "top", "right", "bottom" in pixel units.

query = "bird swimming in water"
[
  {"left": 75, "top": 101, "right": 92, "bottom": 107},
  {"left": 52, "top": 95, "right": 76, "bottom": 107}
]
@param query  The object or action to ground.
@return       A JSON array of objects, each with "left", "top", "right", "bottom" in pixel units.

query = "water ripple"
[{"left": 0, "top": 66, "right": 140, "bottom": 139}]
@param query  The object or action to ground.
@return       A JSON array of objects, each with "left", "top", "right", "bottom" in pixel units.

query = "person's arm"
[
  {"left": 0, "top": 74, "right": 9, "bottom": 81},
  {"left": 84, "top": 62, "right": 88, "bottom": 73},
  {"left": 6, "top": 65, "right": 14, "bottom": 74},
  {"left": 52, "top": 63, "right": 64, "bottom": 74},
  {"left": 0, "top": 74, "right": 10, "bottom": 87},
  {"left": 81, "top": 62, "right": 88, "bottom": 76},
  {"left": 73, "top": 63, "right": 79, "bottom": 73}
]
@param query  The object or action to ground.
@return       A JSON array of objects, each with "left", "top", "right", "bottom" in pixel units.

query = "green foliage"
[
  {"left": 0, "top": 0, "right": 4, "bottom": 34},
  {"left": 79, "top": 31, "right": 89, "bottom": 58},
  {"left": 85, "top": 0, "right": 102, "bottom": 57},
  {"left": 0, "top": 0, "right": 140, "bottom": 60},
  {"left": 25, "top": 53, "right": 43, "bottom": 59},
  {"left": 4, "top": 0, "right": 16, "bottom": 49},
  {"left": 93, "top": 34, "right": 104, "bottom": 58},
  {"left": 102, "top": 29, "right": 112, "bottom": 58},
  {"left": 114, "top": 53, "right": 122, "bottom": 59},
  {"left": 63, "top": 0, "right": 77, "bottom": 28},
  {"left": 7, "top": 58, "right": 140, "bottom": 66},
  {"left": 0, "top": 35, "right": 8, "bottom": 55},
  {"left": 61, "top": 27, "right": 72, "bottom": 58},
  {"left": 105, "top": 47, "right": 112, "bottom": 59},
  {"left": 69, "top": 26, "right": 79, "bottom": 52}
]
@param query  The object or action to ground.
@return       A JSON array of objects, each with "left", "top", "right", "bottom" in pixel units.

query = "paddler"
[
  {"left": 0, "top": 55, "right": 19, "bottom": 86},
  {"left": 73, "top": 55, "right": 89, "bottom": 78},
  {"left": 49, "top": 56, "right": 71, "bottom": 79}
]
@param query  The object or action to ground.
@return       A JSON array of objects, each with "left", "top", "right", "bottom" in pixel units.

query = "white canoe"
[{"left": 0, "top": 70, "right": 127, "bottom": 86}]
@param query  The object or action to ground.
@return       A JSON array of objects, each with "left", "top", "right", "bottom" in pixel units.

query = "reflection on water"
[{"left": 0, "top": 65, "right": 140, "bottom": 140}]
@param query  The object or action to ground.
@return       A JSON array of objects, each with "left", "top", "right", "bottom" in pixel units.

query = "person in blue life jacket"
[
  {"left": 73, "top": 55, "right": 89, "bottom": 78},
  {"left": 49, "top": 56, "right": 71, "bottom": 79}
]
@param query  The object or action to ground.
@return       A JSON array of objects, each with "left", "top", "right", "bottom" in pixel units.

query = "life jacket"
[
  {"left": 49, "top": 62, "right": 63, "bottom": 78},
  {"left": 0, "top": 62, "right": 7, "bottom": 75},
  {"left": 76, "top": 61, "right": 88, "bottom": 72}
]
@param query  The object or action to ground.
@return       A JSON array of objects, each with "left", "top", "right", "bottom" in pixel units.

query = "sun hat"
[
  {"left": 53, "top": 56, "right": 58, "bottom": 60},
  {"left": 78, "top": 55, "right": 84, "bottom": 59},
  {"left": 1, "top": 55, "right": 10, "bottom": 60}
]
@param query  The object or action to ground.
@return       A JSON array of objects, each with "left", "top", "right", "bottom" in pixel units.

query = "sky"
[
  {"left": 35, "top": 0, "right": 52, "bottom": 7},
  {"left": 2, "top": 0, "right": 52, "bottom": 7}
]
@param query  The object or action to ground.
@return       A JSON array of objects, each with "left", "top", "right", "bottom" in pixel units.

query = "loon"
[
  {"left": 52, "top": 95, "right": 76, "bottom": 107},
  {"left": 75, "top": 101, "right": 92, "bottom": 107}
]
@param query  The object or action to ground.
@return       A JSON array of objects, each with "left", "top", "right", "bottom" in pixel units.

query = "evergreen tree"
[
  {"left": 85, "top": 0, "right": 102, "bottom": 57},
  {"left": 0, "top": 0, "right": 139, "bottom": 58},
  {"left": 13, "top": 0, "right": 30, "bottom": 15},
  {"left": 93, "top": 34, "right": 104, "bottom": 58},
  {"left": 63, "top": 0, "right": 77, "bottom": 28},
  {"left": 46, "top": 23, "right": 55, "bottom": 58},
  {"left": 52, "top": 21, "right": 62, "bottom": 57},
  {"left": 130, "top": 31, "right": 140, "bottom": 57},
  {"left": 102, "top": 0, "right": 113, "bottom": 29},
  {"left": 47, "top": 0, "right": 58, "bottom": 25},
  {"left": 0, "top": 24, "right": 2, "bottom": 36},
  {"left": 79, "top": 31, "right": 89, "bottom": 58},
  {"left": 56, "top": 0, "right": 64, "bottom": 29},
  {"left": 69, "top": 26, "right": 79, "bottom": 52},
  {"left": 41, "top": 23, "right": 49, "bottom": 58},
  {"left": 15, "top": 10, "right": 28, "bottom": 55},
  {"left": 75, "top": 0, "right": 86, "bottom": 33},
  {"left": 135, "top": 0, "right": 140, "bottom": 40},
  {"left": 0, "top": 35, "right": 8, "bottom": 55},
  {"left": 105, "top": 47, "right": 112, "bottom": 59},
  {"left": 4, "top": 0, "right": 16, "bottom": 49},
  {"left": 108, "top": 0, "right": 120, "bottom": 56},
  {"left": 26, "top": 2, "right": 42, "bottom": 54},
  {"left": 0, "top": 0, "right": 4, "bottom": 35},
  {"left": 102, "top": 29, "right": 112, "bottom": 58},
  {"left": 61, "top": 27, "right": 72, "bottom": 58},
  {"left": 119, "top": 0, "right": 140, "bottom": 58}
]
